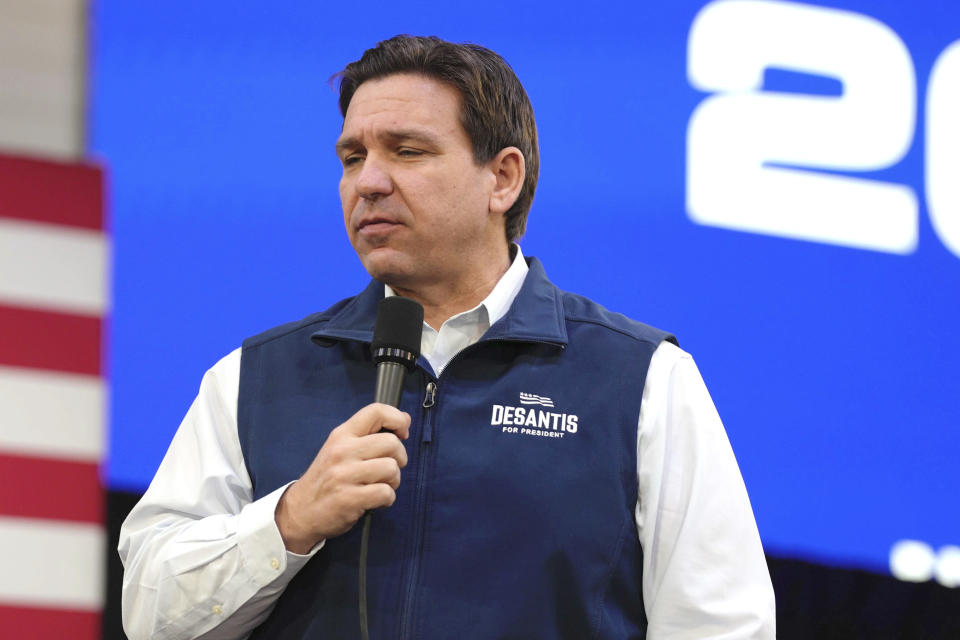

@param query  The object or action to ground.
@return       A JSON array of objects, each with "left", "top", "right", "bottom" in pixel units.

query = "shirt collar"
[
  {"left": 311, "top": 250, "right": 566, "bottom": 348},
  {"left": 483, "top": 244, "right": 529, "bottom": 328},
  {"left": 383, "top": 245, "right": 529, "bottom": 331}
]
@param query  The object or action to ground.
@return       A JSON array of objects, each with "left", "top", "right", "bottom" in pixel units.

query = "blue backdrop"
[{"left": 91, "top": 0, "right": 959, "bottom": 576}]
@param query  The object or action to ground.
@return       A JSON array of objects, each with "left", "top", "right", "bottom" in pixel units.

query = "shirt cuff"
[{"left": 236, "top": 483, "right": 324, "bottom": 586}]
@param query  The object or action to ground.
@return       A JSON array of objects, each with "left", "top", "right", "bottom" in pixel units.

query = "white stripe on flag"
[
  {"left": 0, "top": 516, "right": 104, "bottom": 610},
  {"left": 0, "top": 366, "right": 104, "bottom": 461},
  {"left": 0, "top": 218, "right": 109, "bottom": 315}
]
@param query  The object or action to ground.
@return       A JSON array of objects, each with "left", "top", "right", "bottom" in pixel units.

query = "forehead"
[{"left": 340, "top": 73, "right": 467, "bottom": 143}]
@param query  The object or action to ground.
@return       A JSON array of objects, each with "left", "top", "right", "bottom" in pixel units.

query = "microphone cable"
[{"left": 359, "top": 512, "right": 373, "bottom": 640}]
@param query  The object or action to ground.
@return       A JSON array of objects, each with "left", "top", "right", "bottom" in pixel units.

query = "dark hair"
[{"left": 336, "top": 35, "right": 539, "bottom": 243}]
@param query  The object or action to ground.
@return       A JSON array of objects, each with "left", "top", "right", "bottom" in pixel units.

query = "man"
[{"left": 120, "top": 35, "right": 775, "bottom": 639}]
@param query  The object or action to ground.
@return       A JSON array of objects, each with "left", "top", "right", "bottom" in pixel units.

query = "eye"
[
  {"left": 342, "top": 153, "right": 364, "bottom": 167},
  {"left": 397, "top": 147, "right": 424, "bottom": 158}
]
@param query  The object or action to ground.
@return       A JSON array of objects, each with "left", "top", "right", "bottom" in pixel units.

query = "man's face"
[{"left": 337, "top": 73, "right": 502, "bottom": 291}]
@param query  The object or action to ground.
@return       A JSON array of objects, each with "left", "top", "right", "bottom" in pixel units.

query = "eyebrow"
[{"left": 335, "top": 128, "right": 443, "bottom": 155}]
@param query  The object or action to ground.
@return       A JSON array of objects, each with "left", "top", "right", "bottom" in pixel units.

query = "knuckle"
[
  {"left": 327, "top": 463, "right": 352, "bottom": 485},
  {"left": 323, "top": 449, "right": 343, "bottom": 466},
  {"left": 368, "top": 402, "right": 389, "bottom": 418},
  {"left": 381, "top": 485, "right": 397, "bottom": 506},
  {"left": 322, "top": 439, "right": 347, "bottom": 462}
]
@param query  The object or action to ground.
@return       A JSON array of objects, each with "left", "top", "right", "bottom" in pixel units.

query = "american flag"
[{"left": 0, "top": 153, "right": 107, "bottom": 639}]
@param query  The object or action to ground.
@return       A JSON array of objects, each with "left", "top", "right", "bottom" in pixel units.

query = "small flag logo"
[{"left": 519, "top": 392, "right": 554, "bottom": 408}]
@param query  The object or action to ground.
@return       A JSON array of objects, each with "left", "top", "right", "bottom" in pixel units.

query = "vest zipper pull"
[
  {"left": 422, "top": 382, "right": 437, "bottom": 408},
  {"left": 421, "top": 382, "right": 437, "bottom": 442}
]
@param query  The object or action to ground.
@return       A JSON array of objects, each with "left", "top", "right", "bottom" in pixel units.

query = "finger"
[
  {"left": 356, "top": 432, "right": 409, "bottom": 468},
  {"left": 350, "top": 458, "right": 403, "bottom": 489},
  {"left": 342, "top": 403, "right": 412, "bottom": 439},
  {"left": 356, "top": 483, "right": 397, "bottom": 511}
]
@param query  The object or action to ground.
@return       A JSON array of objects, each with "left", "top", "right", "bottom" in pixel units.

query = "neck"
[{"left": 392, "top": 245, "right": 512, "bottom": 329}]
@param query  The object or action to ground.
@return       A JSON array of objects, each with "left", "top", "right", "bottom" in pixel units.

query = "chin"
[{"left": 359, "top": 249, "right": 413, "bottom": 287}]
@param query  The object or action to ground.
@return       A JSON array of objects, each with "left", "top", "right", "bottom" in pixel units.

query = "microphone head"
[{"left": 372, "top": 296, "right": 424, "bottom": 369}]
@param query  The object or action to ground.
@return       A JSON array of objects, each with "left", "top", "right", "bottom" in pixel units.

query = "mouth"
[{"left": 357, "top": 216, "right": 402, "bottom": 236}]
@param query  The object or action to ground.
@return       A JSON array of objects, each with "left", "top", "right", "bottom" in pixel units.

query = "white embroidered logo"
[
  {"left": 519, "top": 392, "right": 554, "bottom": 408},
  {"left": 490, "top": 393, "right": 578, "bottom": 439}
]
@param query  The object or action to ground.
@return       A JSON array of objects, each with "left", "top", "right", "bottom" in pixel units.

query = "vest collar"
[{"left": 310, "top": 257, "right": 568, "bottom": 348}]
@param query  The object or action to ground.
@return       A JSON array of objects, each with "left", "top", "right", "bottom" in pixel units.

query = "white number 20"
[{"left": 687, "top": 0, "right": 919, "bottom": 254}]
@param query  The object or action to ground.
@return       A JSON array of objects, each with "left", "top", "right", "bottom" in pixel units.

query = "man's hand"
[{"left": 275, "top": 403, "right": 411, "bottom": 554}]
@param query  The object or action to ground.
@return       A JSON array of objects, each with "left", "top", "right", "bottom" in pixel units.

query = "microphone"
[
  {"left": 371, "top": 296, "right": 424, "bottom": 407},
  {"left": 359, "top": 295, "right": 422, "bottom": 640}
]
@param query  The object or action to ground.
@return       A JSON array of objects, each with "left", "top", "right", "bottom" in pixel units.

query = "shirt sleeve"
[
  {"left": 118, "top": 348, "right": 322, "bottom": 640},
  {"left": 636, "top": 341, "right": 776, "bottom": 639}
]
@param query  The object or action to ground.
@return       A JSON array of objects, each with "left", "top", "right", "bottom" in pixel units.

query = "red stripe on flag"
[
  {"left": 0, "top": 304, "right": 101, "bottom": 376},
  {"left": 0, "top": 453, "right": 102, "bottom": 524},
  {"left": 0, "top": 604, "right": 100, "bottom": 639},
  {"left": 0, "top": 154, "right": 103, "bottom": 231}
]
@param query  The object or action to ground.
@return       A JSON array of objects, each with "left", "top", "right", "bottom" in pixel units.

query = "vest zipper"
[
  {"left": 398, "top": 341, "right": 561, "bottom": 638},
  {"left": 400, "top": 377, "right": 438, "bottom": 639}
]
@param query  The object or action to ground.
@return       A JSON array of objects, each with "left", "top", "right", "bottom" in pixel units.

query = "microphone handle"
[{"left": 374, "top": 361, "right": 408, "bottom": 407}]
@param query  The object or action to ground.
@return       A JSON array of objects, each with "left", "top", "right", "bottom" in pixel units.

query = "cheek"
[
  {"left": 413, "top": 168, "right": 480, "bottom": 208},
  {"left": 339, "top": 180, "right": 355, "bottom": 221},
  {"left": 447, "top": 162, "right": 492, "bottom": 202}
]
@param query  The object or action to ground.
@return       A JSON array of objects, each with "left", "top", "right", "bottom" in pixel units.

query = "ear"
[{"left": 487, "top": 147, "right": 525, "bottom": 216}]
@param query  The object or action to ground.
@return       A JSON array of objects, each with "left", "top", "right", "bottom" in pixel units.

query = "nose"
[{"left": 354, "top": 155, "right": 393, "bottom": 201}]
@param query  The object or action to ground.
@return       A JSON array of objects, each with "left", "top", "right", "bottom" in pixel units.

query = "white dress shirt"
[{"left": 119, "top": 247, "right": 775, "bottom": 639}]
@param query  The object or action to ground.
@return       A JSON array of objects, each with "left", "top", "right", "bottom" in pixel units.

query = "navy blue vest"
[{"left": 238, "top": 258, "right": 675, "bottom": 639}]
